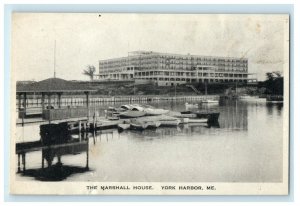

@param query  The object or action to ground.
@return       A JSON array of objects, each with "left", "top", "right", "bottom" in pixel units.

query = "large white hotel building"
[{"left": 98, "top": 51, "right": 256, "bottom": 86}]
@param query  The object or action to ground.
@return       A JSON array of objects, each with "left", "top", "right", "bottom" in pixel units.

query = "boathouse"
[{"left": 16, "top": 77, "right": 96, "bottom": 121}]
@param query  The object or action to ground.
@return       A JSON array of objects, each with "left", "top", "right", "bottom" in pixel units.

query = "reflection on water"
[
  {"left": 17, "top": 133, "right": 90, "bottom": 181},
  {"left": 16, "top": 100, "right": 284, "bottom": 182}
]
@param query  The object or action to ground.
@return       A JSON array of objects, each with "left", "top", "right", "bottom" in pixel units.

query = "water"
[{"left": 15, "top": 100, "right": 283, "bottom": 182}]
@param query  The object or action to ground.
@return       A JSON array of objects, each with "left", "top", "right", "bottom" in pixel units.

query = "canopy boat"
[
  {"left": 108, "top": 106, "right": 126, "bottom": 112},
  {"left": 119, "top": 110, "right": 146, "bottom": 118},
  {"left": 130, "top": 105, "right": 145, "bottom": 111},
  {"left": 120, "top": 105, "right": 133, "bottom": 110}
]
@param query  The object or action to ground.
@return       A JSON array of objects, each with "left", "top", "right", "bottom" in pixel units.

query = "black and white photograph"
[{"left": 10, "top": 13, "right": 289, "bottom": 195}]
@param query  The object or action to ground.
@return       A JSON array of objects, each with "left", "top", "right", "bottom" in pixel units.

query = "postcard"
[{"left": 10, "top": 13, "right": 289, "bottom": 195}]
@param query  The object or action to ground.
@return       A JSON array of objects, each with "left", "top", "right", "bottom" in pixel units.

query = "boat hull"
[
  {"left": 118, "top": 123, "right": 131, "bottom": 131},
  {"left": 146, "top": 121, "right": 161, "bottom": 128},
  {"left": 194, "top": 112, "right": 220, "bottom": 123},
  {"left": 187, "top": 118, "right": 208, "bottom": 123},
  {"left": 144, "top": 108, "right": 169, "bottom": 116},
  {"left": 159, "top": 119, "right": 180, "bottom": 126},
  {"left": 130, "top": 123, "right": 148, "bottom": 130},
  {"left": 119, "top": 111, "right": 146, "bottom": 118}
]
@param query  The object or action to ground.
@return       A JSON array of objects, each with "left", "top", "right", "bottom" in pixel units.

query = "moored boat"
[
  {"left": 119, "top": 110, "right": 146, "bottom": 118},
  {"left": 168, "top": 111, "right": 198, "bottom": 118},
  {"left": 120, "top": 104, "right": 133, "bottom": 110},
  {"left": 202, "top": 99, "right": 219, "bottom": 104},
  {"left": 90, "top": 119, "right": 120, "bottom": 130},
  {"left": 130, "top": 121, "right": 149, "bottom": 130},
  {"left": 146, "top": 121, "right": 161, "bottom": 129},
  {"left": 187, "top": 118, "right": 208, "bottom": 123},
  {"left": 266, "top": 95, "right": 283, "bottom": 103},
  {"left": 130, "top": 105, "right": 145, "bottom": 111},
  {"left": 159, "top": 118, "right": 181, "bottom": 126},
  {"left": 193, "top": 111, "right": 220, "bottom": 123},
  {"left": 185, "top": 102, "right": 198, "bottom": 109},
  {"left": 118, "top": 123, "right": 131, "bottom": 131},
  {"left": 144, "top": 108, "right": 169, "bottom": 116}
]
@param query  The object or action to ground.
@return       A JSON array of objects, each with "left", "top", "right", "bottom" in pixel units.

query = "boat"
[
  {"left": 159, "top": 118, "right": 181, "bottom": 126},
  {"left": 239, "top": 96, "right": 267, "bottom": 102},
  {"left": 187, "top": 118, "right": 208, "bottom": 123},
  {"left": 146, "top": 121, "right": 161, "bottom": 129},
  {"left": 185, "top": 102, "right": 198, "bottom": 109},
  {"left": 90, "top": 119, "right": 120, "bottom": 130},
  {"left": 202, "top": 99, "right": 219, "bottom": 104},
  {"left": 107, "top": 116, "right": 120, "bottom": 120},
  {"left": 118, "top": 123, "right": 131, "bottom": 131},
  {"left": 119, "top": 110, "right": 146, "bottom": 118},
  {"left": 266, "top": 95, "right": 283, "bottom": 103},
  {"left": 136, "top": 115, "right": 180, "bottom": 127},
  {"left": 130, "top": 105, "right": 145, "bottom": 111},
  {"left": 168, "top": 111, "right": 198, "bottom": 118},
  {"left": 120, "top": 105, "right": 133, "bottom": 110},
  {"left": 130, "top": 121, "right": 149, "bottom": 130},
  {"left": 108, "top": 106, "right": 126, "bottom": 112},
  {"left": 193, "top": 111, "right": 220, "bottom": 123},
  {"left": 144, "top": 108, "right": 169, "bottom": 116},
  {"left": 201, "top": 81, "right": 219, "bottom": 104}
]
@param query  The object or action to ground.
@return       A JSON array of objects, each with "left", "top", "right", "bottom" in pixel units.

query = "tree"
[
  {"left": 83, "top": 65, "right": 96, "bottom": 81},
  {"left": 264, "top": 71, "right": 283, "bottom": 95}
]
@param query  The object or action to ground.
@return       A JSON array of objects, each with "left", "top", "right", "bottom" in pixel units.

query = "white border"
[{"left": 1, "top": 0, "right": 299, "bottom": 205}]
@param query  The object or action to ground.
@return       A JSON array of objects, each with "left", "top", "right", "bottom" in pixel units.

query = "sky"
[{"left": 11, "top": 13, "right": 289, "bottom": 81}]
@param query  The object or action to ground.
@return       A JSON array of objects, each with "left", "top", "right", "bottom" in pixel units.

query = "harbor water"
[{"left": 15, "top": 99, "right": 284, "bottom": 182}]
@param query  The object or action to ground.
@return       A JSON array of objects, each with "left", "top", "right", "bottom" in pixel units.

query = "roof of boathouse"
[{"left": 16, "top": 77, "right": 96, "bottom": 93}]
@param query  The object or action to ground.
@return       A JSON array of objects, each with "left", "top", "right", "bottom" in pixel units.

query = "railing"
[
  {"left": 42, "top": 107, "right": 89, "bottom": 121},
  {"left": 186, "top": 85, "right": 201, "bottom": 94}
]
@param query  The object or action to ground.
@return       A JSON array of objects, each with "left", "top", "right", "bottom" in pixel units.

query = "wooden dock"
[{"left": 16, "top": 139, "right": 89, "bottom": 174}]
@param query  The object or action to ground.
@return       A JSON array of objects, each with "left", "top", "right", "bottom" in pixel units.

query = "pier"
[{"left": 16, "top": 130, "right": 90, "bottom": 181}]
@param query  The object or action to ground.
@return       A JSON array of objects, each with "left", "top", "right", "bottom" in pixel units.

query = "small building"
[{"left": 16, "top": 77, "right": 96, "bottom": 121}]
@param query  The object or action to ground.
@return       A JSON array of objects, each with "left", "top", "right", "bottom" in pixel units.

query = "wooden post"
[
  {"left": 22, "top": 93, "right": 27, "bottom": 115},
  {"left": 42, "top": 152, "right": 45, "bottom": 169},
  {"left": 93, "top": 112, "right": 96, "bottom": 130},
  {"left": 18, "top": 93, "right": 22, "bottom": 110},
  {"left": 85, "top": 91, "right": 90, "bottom": 120},
  {"left": 78, "top": 120, "right": 82, "bottom": 141},
  {"left": 17, "top": 154, "right": 21, "bottom": 173},
  {"left": 41, "top": 93, "right": 45, "bottom": 110},
  {"left": 57, "top": 92, "right": 62, "bottom": 108},
  {"left": 83, "top": 121, "right": 87, "bottom": 133},
  {"left": 86, "top": 138, "right": 89, "bottom": 170},
  {"left": 21, "top": 153, "right": 26, "bottom": 172},
  {"left": 47, "top": 93, "right": 52, "bottom": 107},
  {"left": 93, "top": 130, "right": 96, "bottom": 145}
]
